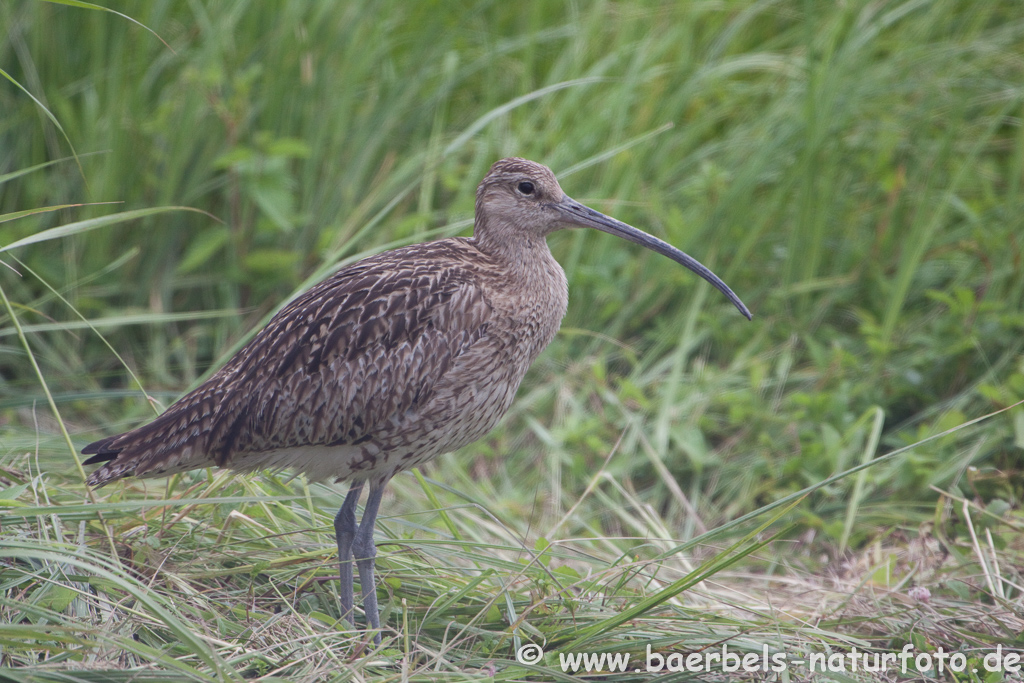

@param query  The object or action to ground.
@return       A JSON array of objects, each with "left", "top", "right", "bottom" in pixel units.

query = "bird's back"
[{"left": 83, "top": 235, "right": 567, "bottom": 487}]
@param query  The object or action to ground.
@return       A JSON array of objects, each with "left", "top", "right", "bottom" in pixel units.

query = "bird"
[{"left": 82, "top": 157, "right": 751, "bottom": 644}]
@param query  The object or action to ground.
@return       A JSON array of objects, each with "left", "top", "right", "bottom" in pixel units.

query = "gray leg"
[
  {"left": 333, "top": 482, "right": 363, "bottom": 626},
  {"left": 351, "top": 483, "right": 386, "bottom": 644}
]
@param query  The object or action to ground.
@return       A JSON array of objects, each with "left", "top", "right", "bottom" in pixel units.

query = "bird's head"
[{"left": 475, "top": 157, "right": 752, "bottom": 319}]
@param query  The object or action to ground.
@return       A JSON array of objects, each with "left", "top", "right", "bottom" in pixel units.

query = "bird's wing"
[{"left": 83, "top": 240, "right": 493, "bottom": 484}]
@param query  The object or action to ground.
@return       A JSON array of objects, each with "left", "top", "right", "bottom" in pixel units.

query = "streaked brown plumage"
[
  {"left": 83, "top": 157, "right": 750, "bottom": 644},
  {"left": 84, "top": 238, "right": 538, "bottom": 486}
]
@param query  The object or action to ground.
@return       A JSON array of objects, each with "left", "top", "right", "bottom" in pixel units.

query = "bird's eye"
[{"left": 517, "top": 181, "right": 535, "bottom": 195}]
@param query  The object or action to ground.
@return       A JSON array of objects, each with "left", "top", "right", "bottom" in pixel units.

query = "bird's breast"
[
  {"left": 486, "top": 243, "right": 569, "bottom": 365},
  {"left": 384, "top": 246, "right": 568, "bottom": 460}
]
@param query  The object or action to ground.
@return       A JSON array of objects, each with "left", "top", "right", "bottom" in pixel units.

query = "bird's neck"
[
  {"left": 469, "top": 225, "right": 569, "bottom": 362},
  {"left": 473, "top": 224, "right": 557, "bottom": 283}
]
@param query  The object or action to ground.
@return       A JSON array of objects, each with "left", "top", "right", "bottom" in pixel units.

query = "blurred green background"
[
  {"left": 4, "top": 1, "right": 1024, "bottom": 676},
  {"left": 3, "top": 0, "right": 1023, "bottom": 552}
]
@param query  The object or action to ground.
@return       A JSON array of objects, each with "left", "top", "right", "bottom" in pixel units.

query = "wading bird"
[{"left": 83, "top": 158, "right": 750, "bottom": 644}]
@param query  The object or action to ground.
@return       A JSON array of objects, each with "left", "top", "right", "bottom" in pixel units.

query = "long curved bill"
[{"left": 556, "top": 197, "right": 752, "bottom": 320}]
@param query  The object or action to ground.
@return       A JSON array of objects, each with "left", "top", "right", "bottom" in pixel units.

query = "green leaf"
[
  {"left": 0, "top": 484, "right": 29, "bottom": 501},
  {"left": 242, "top": 248, "right": 299, "bottom": 276},
  {"left": 553, "top": 565, "right": 580, "bottom": 580},
  {"left": 177, "top": 226, "right": 230, "bottom": 274},
  {"left": 34, "top": 585, "right": 78, "bottom": 613}
]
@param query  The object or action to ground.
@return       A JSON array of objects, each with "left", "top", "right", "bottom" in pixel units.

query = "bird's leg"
[
  {"left": 334, "top": 481, "right": 364, "bottom": 627},
  {"left": 351, "top": 482, "right": 386, "bottom": 643}
]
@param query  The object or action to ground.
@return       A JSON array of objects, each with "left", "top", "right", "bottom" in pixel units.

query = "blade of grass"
[
  {"left": 0, "top": 202, "right": 121, "bottom": 225},
  {"left": 39, "top": 0, "right": 174, "bottom": 52},
  {"left": 0, "top": 66, "right": 84, "bottom": 182},
  {"left": 0, "top": 151, "right": 108, "bottom": 185},
  {"left": 562, "top": 495, "right": 805, "bottom": 650},
  {"left": 0, "top": 543, "right": 237, "bottom": 681},
  {"left": 666, "top": 399, "right": 1024, "bottom": 556},
  {"left": 0, "top": 207, "right": 215, "bottom": 253},
  {"left": 839, "top": 406, "right": 884, "bottom": 553},
  {"left": 413, "top": 467, "right": 463, "bottom": 542}
]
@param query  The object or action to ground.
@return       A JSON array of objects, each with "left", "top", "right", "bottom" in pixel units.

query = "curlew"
[{"left": 83, "top": 158, "right": 750, "bottom": 643}]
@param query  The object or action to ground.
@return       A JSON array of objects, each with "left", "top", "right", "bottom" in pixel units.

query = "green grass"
[{"left": 2, "top": 0, "right": 1024, "bottom": 680}]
